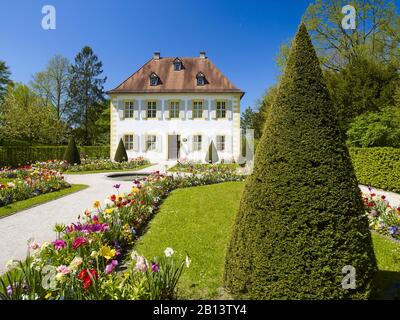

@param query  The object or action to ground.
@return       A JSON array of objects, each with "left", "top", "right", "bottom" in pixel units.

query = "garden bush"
[
  {"left": 0, "top": 146, "right": 109, "bottom": 167},
  {"left": 224, "top": 23, "right": 377, "bottom": 299},
  {"left": 349, "top": 147, "right": 400, "bottom": 192},
  {"left": 63, "top": 137, "right": 81, "bottom": 165},
  {"left": 114, "top": 138, "right": 128, "bottom": 163}
]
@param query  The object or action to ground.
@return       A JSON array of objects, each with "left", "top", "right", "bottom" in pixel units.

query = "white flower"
[
  {"left": 7, "top": 182, "right": 15, "bottom": 188},
  {"left": 130, "top": 250, "right": 139, "bottom": 260},
  {"left": 104, "top": 198, "right": 114, "bottom": 207},
  {"left": 5, "top": 259, "right": 18, "bottom": 270},
  {"left": 164, "top": 247, "right": 174, "bottom": 257},
  {"left": 185, "top": 256, "right": 191, "bottom": 268},
  {"left": 41, "top": 242, "right": 50, "bottom": 250}
]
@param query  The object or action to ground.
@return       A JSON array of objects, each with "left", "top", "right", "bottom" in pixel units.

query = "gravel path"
[
  {"left": 0, "top": 164, "right": 165, "bottom": 274},
  {"left": 0, "top": 162, "right": 399, "bottom": 274}
]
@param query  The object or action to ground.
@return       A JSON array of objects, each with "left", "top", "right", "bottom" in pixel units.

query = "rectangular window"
[
  {"left": 193, "top": 135, "right": 202, "bottom": 151},
  {"left": 193, "top": 101, "right": 203, "bottom": 118},
  {"left": 124, "top": 101, "right": 134, "bottom": 118},
  {"left": 216, "top": 135, "right": 225, "bottom": 151},
  {"left": 147, "top": 101, "right": 157, "bottom": 118},
  {"left": 124, "top": 134, "right": 134, "bottom": 150},
  {"left": 169, "top": 101, "right": 180, "bottom": 118},
  {"left": 216, "top": 101, "right": 226, "bottom": 119},
  {"left": 146, "top": 135, "right": 157, "bottom": 151}
]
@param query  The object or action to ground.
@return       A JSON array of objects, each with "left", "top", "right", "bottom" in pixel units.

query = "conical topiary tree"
[
  {"left": 63, "top": 136, "right": 81, "bottom": 165},
  {"left": 224, "top": 23, "right": 377, "bottom": 299},
  {"left": 114, "top": 138, "right": 128, "bottom": 162},
  {"left": 205, "top": 140, "right": 219, "bottom": 163}
]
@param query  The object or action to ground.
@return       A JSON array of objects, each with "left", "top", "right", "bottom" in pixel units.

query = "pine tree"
[
  {"left": 224, "top": 23, "right": 377, "bottom": 299},
  {"left": 205, "top": 141, "right": 219, "bottom": 163},
  {"left": 114, "top": 138, "right": 128, "bottom": 162},
  {"left": 63, "top": 136, "right": 81, "bottom": 164}
]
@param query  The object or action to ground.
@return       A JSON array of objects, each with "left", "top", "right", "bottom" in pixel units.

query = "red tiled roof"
[{"left": 108, "top": 56, "right": 244, "bottom": 97}]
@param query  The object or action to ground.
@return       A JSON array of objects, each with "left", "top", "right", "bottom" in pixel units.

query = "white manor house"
[{"left": 108, "top": 52, "right": 245, "bottom": 163}]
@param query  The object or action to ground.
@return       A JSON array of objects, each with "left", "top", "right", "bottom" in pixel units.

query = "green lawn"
[
  {"left": 168, "top": 163, "right": 239, "bottom": 173},
  {"left": 0, "top": 184, "right": 88, "bottom": 218},
  {"left": 64, "top": 164, "right": 152, "bottom": 175},
  {"left": 135, "top": 181, "right": 400, "bottom": 300}
]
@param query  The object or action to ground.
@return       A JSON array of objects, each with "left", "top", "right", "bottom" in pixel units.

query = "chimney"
[
  {"left": 199, "top": 51, "right": 206, "bottom": 59},
  {"left": 153, "top": 52, "right": 161, "bottom": 60}
]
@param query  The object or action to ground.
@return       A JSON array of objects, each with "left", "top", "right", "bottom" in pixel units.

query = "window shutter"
[
  {"left": 134, "top": 100, "right": 140, "bottom": 120},
  {"left": 180, "top": 100, "right": 185, "bottom": 120},
  {"left": 187, "top": 135, "right": 193, "bottom": 153},
  {"left": 141, "top": 134, "right": 146, "bottom": 152},
  {"left": 141, "top": 101, "right": 147, "bottom": 119},
  {"left": 203, "top": 134, "right": 210, "bottom": 152},
  {"left": 227, "top": 100, "right": 233, "bottom": 120},
  {"left": 225, "top": 135, "right": 232, "bottom": 153},
  {"left": 118, "top": 100, "right": 124, "bottom": 120},
  {"left": 156, "top": 135, "right": 163, "bottom": 152},
  {"left": 157, "top": 100, "right": 162, "bottom": 119},
  {"left": 211, "top": 100, "right": 217, "bottom": 119},
  {"left": 203, "top": 100, "right": 209, "bottom": 120},
  {"left": 187, "top": 100, "right": 193, "bottom": 119},
  {"left": 133, "top": 135, "right": 139, "bottom": 152}
]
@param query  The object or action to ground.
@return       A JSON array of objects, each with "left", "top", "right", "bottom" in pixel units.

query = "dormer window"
[
  {"left": 149, "top": 73, "right": 159, "bottom": 86},
  {"left": 173, "top": 58, "right": 182, "bottom": 71},
  {"left": 196, "top": 72, "right": 206, "bottom": 86}
]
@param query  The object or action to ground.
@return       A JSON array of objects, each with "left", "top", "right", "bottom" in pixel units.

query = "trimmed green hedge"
[
  {"left": 350, "top": 147, "right": 400, "bottom": 192},
  {"left": 0, "top": 146, "right": 109, "bottom": 167}
]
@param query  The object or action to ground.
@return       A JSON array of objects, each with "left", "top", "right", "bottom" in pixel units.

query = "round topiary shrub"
[
  {"left": 114, "top": 138, "right": 128, "bottom": 163},
  {"left": 63, "top": 136, "right": 81, "bottom": 165},
  {"left": 223, "top": 23, "right": 377, "bottom": 300}
]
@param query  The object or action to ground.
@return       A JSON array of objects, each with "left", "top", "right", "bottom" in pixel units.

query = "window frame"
[
  {"left": 193, "top": 135, "right": 202, "bottom": 151},
  {"left": 124, "top": 101, "right": 134, "bottom": 118},
  {"left": 124, "top": 134, "right": 134, "bottom": 151},
  {"left": 192, "top": 100, "right": 203, "bottom": 119},
  {"left": 150, "top": 74, "right": 159, "bottom": 86},
  {"left": 216, "top": 100, "right": 227, "bottom": 119},
  {"left": 146, "top": 100, "right": 157, "bottom": 119},
  {"left": 145, "top": 135, "right": 157, "bottom": 151},
  {"left": 169, "top": 101, "right": 180, "bottom": 119},
  {"left": 173, "top": 60, "right": 182, "bottom": 71},
  {"left": 216, "top": 135, "right": 225, "bottom": 151}
]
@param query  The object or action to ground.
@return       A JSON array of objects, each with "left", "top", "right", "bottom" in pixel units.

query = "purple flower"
[
  {"left": 113, "top": 184, "right": 121, "bottom": 190},
  {"left": 151, "top": 262, "right": 160, "bottom": 273},
  {"left": 368, "top": 185, "right": 372, "bottom": 192},
  {"left": 370, "top": 210, "right": 378, "bottom": 217},
  {"left": 389, "top": 226, "right": 398, "bottom": 236},
  {"left": 52, "top": 239, "right": 66, "bottom": 250},
  {"left": 105, "top": 260, "right": 118, "bottom": 275}
]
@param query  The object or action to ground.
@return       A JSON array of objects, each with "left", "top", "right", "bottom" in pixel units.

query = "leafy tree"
[
  {"left": 224, "top": 24, "right": 377, "bottom": 299},
  {"left": 347, "top": 106, "right": 400, "bottom": 147},
  {"left": 325, "top": 56, "right": 399, "bottom": 131},
  {"left": 30, "top": 55, "right": 70, "bottom": 120},
  {"left": 0, "top": 61, "right": 12, "bottom": 101},
  {"left": 0, "top": 84, "right": 68, "bottom": 145},
  {"left": 67, "top": 46, "right": 106, "bottom": 145},
  {"left": 240, "top": 107, "right": 255, "bottom": 131},
  {"left": 93, "top": 99, "right": 110, "bottom": 145},
  {"left": 63, "top": 136, "right": 81, "bottom": 164},
  {"left": 114, "top": 138, "right": 128, "bottom": 162}
]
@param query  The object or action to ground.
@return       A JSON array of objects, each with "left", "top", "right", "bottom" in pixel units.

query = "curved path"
[
  {"left": 0, "top": 164, "right": 399, "bottom": 274},
  {"left": 0, "top": 164, "right": 165, "bottom": 274}
]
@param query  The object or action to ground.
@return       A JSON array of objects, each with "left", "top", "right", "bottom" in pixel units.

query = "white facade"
[{"left": 109, "top": 93, "right": 241, "bottom": 163}]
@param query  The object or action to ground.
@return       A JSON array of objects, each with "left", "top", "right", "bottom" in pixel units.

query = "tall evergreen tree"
[
  {"left": 0, "top": 61, "right": 12, "bottom": 101},
  {"left": 114, "top": 138, "right": 128, "bottom": 163},
  {"left": 224, "top": 23, "right": 377, "bottom": 299},
  {"left": 63, "top": 136, "right": 81, "bottom": 164},
  {"left": 67, "top": 46, "right": 106, "bottom": 145}
]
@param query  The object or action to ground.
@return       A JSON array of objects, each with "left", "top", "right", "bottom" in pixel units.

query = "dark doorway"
[{"left": 168, "top": 135, "right": 180, "bottom": 160}]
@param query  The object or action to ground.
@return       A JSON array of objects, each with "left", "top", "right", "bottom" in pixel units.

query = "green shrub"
[
  {"left": 114, "top": 138, "right": 128, "bottom": 162},
  {"left": 350, "top": 147, "right": 400, "bottom": 192},
  {"left": 205, "top": 141, "right": 219, "bottom": 163},
  {"left": 224, "top": 23, "right": 377, "bottom": 299},
  {"left": 63, "top": 137, "right": 81, "bottom": 165},
  {"left": 0, "top": 146, "right": 109, "bottom": 167}
]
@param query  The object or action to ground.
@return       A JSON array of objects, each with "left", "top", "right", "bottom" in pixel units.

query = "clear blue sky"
[{"left": 0, "top": 0, "right": 323, "bottom": 109}]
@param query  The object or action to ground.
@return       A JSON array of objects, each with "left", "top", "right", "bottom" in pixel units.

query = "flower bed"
[
  {"left": 0, "top": 167, "right": 70, "bottom": 207},
  {"left": 30, "top": 157, "right": 150, "bottom": 173},
  {"left": 364, "top": 187, "right": 400, "bottom": 240},
  {"left": 0, "top": 171, "right": 243, "bottom": 300}
]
